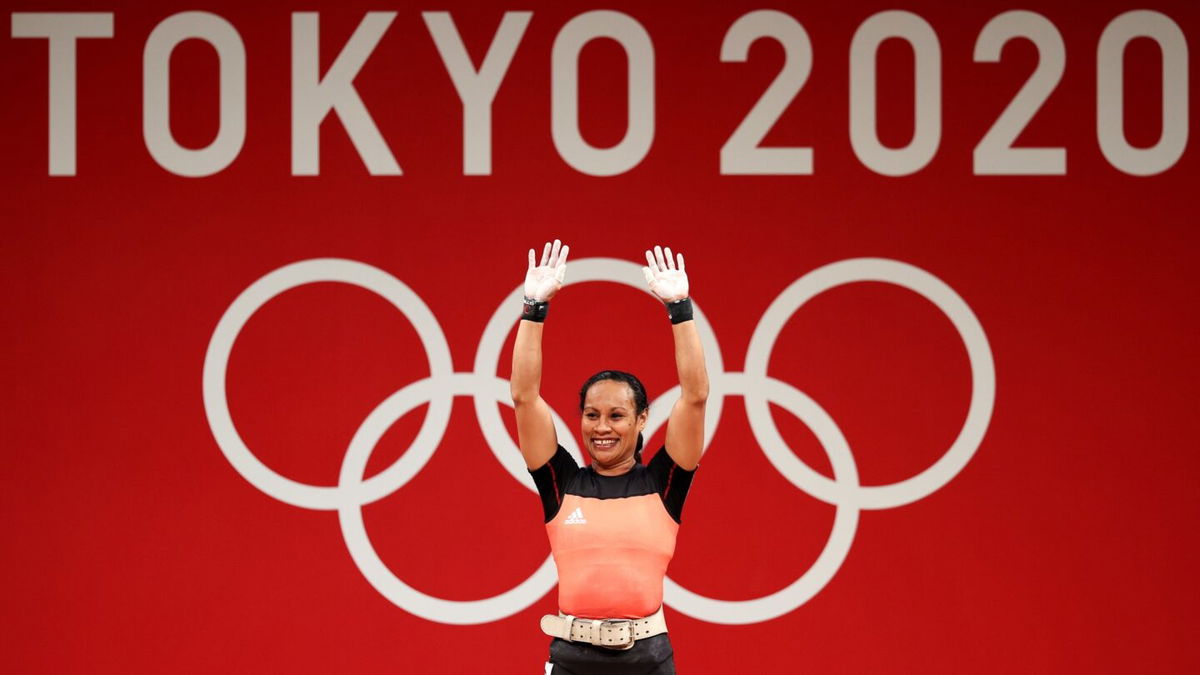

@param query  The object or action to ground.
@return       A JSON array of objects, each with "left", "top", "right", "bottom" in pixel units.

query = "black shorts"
[{"left": 547, "top": 634, "right": 676, "bottom": 674}]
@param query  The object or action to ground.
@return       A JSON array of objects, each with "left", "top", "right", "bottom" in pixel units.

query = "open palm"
[
  {"left": 525, "top": 239, "right": 569, "bottom": 302},
  {"left": 643, "top": 245, "right": 689, "bottom": 302}
]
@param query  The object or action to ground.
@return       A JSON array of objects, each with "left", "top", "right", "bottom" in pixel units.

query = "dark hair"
[{"left": 579, "top": 370, "right": 649, "bottom": 464}]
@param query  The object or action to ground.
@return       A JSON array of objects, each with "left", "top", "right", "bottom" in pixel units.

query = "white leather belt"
[{"left": 539, "top": 606, "right": 667, "bottom": 650}]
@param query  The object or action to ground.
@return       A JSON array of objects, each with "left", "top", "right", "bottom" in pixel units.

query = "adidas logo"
[{"left": 564, "top": 507, "right": 587, "bottom": 525}]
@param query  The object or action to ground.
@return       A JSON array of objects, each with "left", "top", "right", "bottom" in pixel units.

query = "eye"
[
  {"left": 585, "top": 412, "right": 599, "bottom": 419},
  {"left": 611, "top": 413, "right": 623, "bottom": 420}
]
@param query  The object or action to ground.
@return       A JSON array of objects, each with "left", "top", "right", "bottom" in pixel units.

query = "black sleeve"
[
  {"left": 528, "top": 445, "right": 579, "bottom": 523},
  {"left": 646, "top": 445, "right": 697, "bottom": 524}
]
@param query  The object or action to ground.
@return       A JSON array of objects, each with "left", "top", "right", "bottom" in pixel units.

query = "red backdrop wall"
[{"left": 3, "top": 1, "right": 1197, "bottom": 672}]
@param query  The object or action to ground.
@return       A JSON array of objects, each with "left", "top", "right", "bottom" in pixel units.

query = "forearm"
[
  {"left": 672, "top": 319, "right": 709, "bottom": 405},
  {"left": 645, "top": 244, "right": 706, "bottom": 467},
  {"left": 510, "top": 319, "right": 545, "bottom": 404}
]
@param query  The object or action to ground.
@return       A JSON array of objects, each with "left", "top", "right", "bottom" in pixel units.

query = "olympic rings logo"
[{"left": 202, "top": 257, "right": 994, "bottom": 626}]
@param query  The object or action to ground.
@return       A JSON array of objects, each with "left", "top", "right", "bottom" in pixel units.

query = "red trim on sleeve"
[
  {"left": 549, "top": 462, "right": 561, "bottom": 505},
  {"left": 663, "top": 464, "right": 677, "bottom": 500}
]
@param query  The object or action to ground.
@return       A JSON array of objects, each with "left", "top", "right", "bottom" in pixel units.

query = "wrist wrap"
[
  {"left": 666, "top": 297, "right": 693, "bottom": 324},
  {"left": 522, "top": 297, "right": 549, "bottom": 322}
]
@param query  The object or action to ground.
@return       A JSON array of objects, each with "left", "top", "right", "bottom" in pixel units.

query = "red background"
[{"left": 2, "top": 1, "right": 1197, "bottom": 672}]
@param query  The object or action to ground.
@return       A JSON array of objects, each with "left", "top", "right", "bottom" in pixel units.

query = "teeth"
[{"left": 593, "top": 439, "right": 617, "bottom": 447}]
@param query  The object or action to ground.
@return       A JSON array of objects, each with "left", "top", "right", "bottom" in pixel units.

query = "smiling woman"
[
  {"left": 510, "top": 239, "right": 709, "bottom": 674},
  {"left": 579, "top": 371, "right": 649, "bottom": 470}
]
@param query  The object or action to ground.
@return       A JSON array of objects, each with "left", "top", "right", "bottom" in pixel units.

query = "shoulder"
[
  {"left": 646, "top": 445, "right": 698, "bottom": 524},
  {"left": 646, "top": 445, "right": 697, "bottom": 483},
  {"left": 540, "top": 445, "right": 580, "bottom": 479},
  {"left": 528, "top": 445, "right": 582, "bottom": 523}
]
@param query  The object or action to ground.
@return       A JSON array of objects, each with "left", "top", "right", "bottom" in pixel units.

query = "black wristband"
[
  {"left": 522, "top": 297, "right": 549, "bottom": 322},
  {"left": 666, "top": 297, "right": 693, "bottom": 324}
]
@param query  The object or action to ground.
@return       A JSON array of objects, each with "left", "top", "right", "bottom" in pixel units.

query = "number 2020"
[{"left": 722, "top": 9, "right": 1189, "bottom": 177}]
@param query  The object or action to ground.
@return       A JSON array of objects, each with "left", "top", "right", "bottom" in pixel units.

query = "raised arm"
[
  {"left": 511, "top": 239, "right": 569, "bottom": 470},
  {"left": 644, "top": 245, "right": 709, "bottom": 470}
]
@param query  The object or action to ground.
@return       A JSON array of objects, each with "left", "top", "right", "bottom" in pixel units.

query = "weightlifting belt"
[{"left": 539, "top": 606, "right": 667, "bottom": 650}]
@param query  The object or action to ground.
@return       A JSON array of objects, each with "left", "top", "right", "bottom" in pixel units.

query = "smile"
[{"left": 592, "top": 438, "right": 618, "bottom": 449}]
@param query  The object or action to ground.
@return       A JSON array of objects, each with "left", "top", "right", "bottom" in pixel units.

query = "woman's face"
[{"left": 581, "top": 380, "right": 647, "bottom": 472}]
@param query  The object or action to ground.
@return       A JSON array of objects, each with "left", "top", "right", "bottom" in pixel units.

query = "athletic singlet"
[{"left": 530, "top": 446, "right": 697, "bottom": 620}]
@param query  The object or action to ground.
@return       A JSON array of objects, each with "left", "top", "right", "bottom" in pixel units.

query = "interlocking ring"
[{"left": 202, "top": 256, "right": 994, "bottom": 626}]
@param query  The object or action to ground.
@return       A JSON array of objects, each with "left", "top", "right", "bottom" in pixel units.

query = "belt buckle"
[{"left": 599, "top": 619, "right": 636, "bottom": 650}]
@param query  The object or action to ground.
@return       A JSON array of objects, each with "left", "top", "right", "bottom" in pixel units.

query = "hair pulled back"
[{"left": 579, "top": 370, "right": 649, "bottom": 464}]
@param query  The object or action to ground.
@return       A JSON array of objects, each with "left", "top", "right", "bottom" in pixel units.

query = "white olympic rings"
[{"left": 202, "top": 256, "right": 994, "bottom": 626}]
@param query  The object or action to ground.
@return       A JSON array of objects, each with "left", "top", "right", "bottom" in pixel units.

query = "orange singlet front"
[{"left": 530, "top": 445, "right": 697, "bottom": 619}]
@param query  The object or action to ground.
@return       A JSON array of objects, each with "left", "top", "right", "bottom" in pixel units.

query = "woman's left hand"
[{"left": 643, "top": 245, "right": 689, "bottom": 302}]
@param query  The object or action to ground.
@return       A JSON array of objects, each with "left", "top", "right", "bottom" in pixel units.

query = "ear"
[{"left": 637, "top": 410, "right": 648, "bottom": 432}]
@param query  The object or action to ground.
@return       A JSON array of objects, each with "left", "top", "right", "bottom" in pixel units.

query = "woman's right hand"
[{"left": 525, "top": 239, "right": 569, "bottom": 302}]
